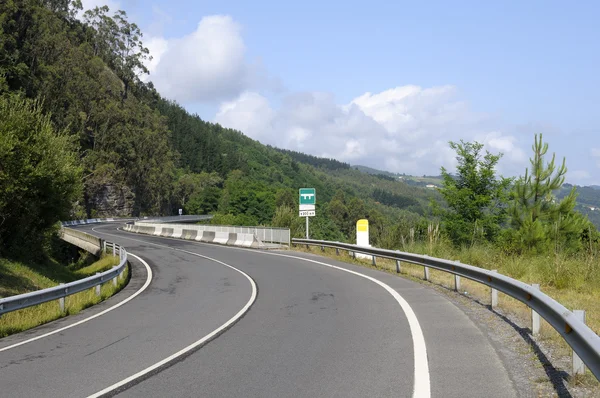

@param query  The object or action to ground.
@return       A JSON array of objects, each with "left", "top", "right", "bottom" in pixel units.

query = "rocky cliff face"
[{"left": 89, "top": 184, "right": 135, "bottom": 217}]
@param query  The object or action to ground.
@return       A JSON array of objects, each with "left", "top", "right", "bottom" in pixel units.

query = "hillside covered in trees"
[
  {"left": 1, "top": 0, "right": 598, "bottom": 262},
  {"left": 0, "top": 0, "right": 441, "bottom": 256}
]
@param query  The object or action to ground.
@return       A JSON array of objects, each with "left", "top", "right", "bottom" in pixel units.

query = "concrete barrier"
[
  {"left": 200, "top": 231, "right": 215, "bottom": 243},
  {"left": 160, "top": 227, "right": 174, "bottom": 237},
  {"left": 60, "top": 228, "right": 103, "bottom": 256},
  {"left": 124, "top": 223, "right": 264, "bottom": 249}
]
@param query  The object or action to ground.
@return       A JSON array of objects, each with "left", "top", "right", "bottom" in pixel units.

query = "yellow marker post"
[{"left": 355, "top": 219, "right": 372, "bottom": 261}]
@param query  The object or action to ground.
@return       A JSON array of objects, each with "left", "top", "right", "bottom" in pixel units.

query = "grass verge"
[{"left": 0, "top": 253, "right": 129, "bottom": 338}]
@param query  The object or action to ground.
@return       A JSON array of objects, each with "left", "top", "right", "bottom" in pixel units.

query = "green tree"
[
  {"left": 84, "top": 7, "right": 150, "bottom": 99},
  {"left": 0, "top": 95, "right": 82, "bottom": 256},
  {"left": 275, "top": 189, "right": 295, "bottom": 209},
  {"left": 42, "top": 0, "right": 82, "bottom": 20},
  {"left": 186, "top": 186, "right": 221, "bottom": 215},
  {"left": 174, "top": 171, "right": 222, "bottom": 210},
  {"left": 272, "top": 205, "right": 304, "bottom": 238},
  {"left": 438, "top": 140, "right": 512, "bottom": 246},
  {"left": 327, "top": 197, "right": 348, "bottom": 234},
  {"left": 345, "top": 197, "right": 368, "bottom": 238},
  {"left": 506, "top": 134, "right": 587, "bottom": 252}
]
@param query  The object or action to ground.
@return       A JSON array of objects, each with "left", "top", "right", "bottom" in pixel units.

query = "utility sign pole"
[{"left": 299, "top": 188, "right": 316, "bottom": 238}]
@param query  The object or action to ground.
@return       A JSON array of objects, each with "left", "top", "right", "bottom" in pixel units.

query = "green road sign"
[{"left": 299, "top": 188, "right": 316, "bottom": 205}]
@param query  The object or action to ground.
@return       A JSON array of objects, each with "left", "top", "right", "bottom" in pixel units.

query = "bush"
[{"left": 0, "top": 95, "right": 82, "bottom": 257}]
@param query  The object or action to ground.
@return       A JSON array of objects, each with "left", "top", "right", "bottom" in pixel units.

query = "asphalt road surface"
[{"left": 0, "top": 223, "right": 518, "bottom": 398}]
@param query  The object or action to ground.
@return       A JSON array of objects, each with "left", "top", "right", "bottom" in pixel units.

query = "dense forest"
[
  {"left": 1, "top": 0, "right": 598, "bottom": 262},
  {"left": 271, "top": 147, "right": 351, "bottom": 171}
]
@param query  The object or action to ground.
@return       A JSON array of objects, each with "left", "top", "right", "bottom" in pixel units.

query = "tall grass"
[{"left": 0, "top": 254, "right": 128, "bottom": 338}]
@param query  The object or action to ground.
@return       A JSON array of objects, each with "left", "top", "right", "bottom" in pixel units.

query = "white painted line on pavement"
[
  {"left": 256, "top": 250, "right": 431, "bottom": 398},
  {"left": 110, "top": 225, "right": 430, "bottom": 397},
  {"left": 86, "top": 243, "right": 257, "bottom": 397},
  {"left": 0, "top": 253, "right": 153, "bottom": 353}
]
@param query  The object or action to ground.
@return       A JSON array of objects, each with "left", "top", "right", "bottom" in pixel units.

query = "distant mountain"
[
  {"left": 559, "top": 184, "right": 600, "bottom": 229},
  {"left": 352, "top": 165, "right": 444, "bottom": 188},
  {"left": 272, "top": 147, "right": 351, "bottom": 171},
  {"left": 352, "top": 165, "right": 400, "bottom": 177}
]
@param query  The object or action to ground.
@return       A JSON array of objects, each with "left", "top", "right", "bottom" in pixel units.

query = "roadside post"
[{"left": 299, "top": 188, "right": 316, "bottom": 239}]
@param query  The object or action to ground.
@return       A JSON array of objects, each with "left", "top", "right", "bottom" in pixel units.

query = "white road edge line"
[
  {"left": 259, "top": 251, "right": 431, "bottom": 398},
  {"left": 107, "top": 225, "right": 430, "bottom": 398},
  {"left": 0, "top": 253, "right": 153, "bottom": 353},
  {"left": 86, "top": 243, "right": 258, "bottom": 398}
]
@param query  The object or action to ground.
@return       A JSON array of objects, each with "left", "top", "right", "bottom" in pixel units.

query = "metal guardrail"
[
  {"left": 136, "top": 215, "right": 214, "bottom": 224},
  {"left": 293, "top": 238, "right": 600, "bottom": 380},
  {"left": 0, "top": 231, "right": 127, "bottom": 316},
  {"left": 61, "top": 217, "right": 137, "bottom": 226}
]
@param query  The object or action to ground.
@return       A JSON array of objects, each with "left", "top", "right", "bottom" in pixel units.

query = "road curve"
[{"left": 0, "top": 223, "right": 517, "bottom": 397}]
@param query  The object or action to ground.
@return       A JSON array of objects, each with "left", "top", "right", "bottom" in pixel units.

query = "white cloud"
[
  {"left": 215, "top": 86, "right": 528, "bottom": 177},
  {"left": 215, "top": 92, "right": 275, "bottom": 142},
  {"left": 143, "top": 36, "right": 168, "bottom": 76},
  {"left": 476, "top": 131, "right": 528, "bottom": 176},
  {"left": 146, "top": 15, "right": 264, "bottom": 103}
]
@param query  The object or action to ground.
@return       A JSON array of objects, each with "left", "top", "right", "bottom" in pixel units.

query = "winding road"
[{"left": 0, "top": 223, "right": 517, "bottom": 397}]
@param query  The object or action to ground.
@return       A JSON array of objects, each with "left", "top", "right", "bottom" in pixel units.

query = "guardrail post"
[
  {"left": 112, "top": 276, "right": 117, "bottom": 287},
  {"left": 112, "top": 243, "right": 116, "bottom": 257},
  {"left": 372, "top": 255, "right": 376, "bottom": 266},
  {"left": 454, "top": 260, "right": 462, "bottom": 292},
  {"left": 336, "top": 248, "right": 340, "bottom": 256},
  {"left": 454, "top": 274, "right": 461, "bottom": 292},
  {"left": 395, "top": 259, "right": 401, "bottom": 273},
  {"left": 572, "top": 310, "right": 586, "bottom": 376},
  {"left": 59, "top": 283, "right": 66, "bottom": 313},
  {"left": 321, "top": 245, "right": 324, "bottom": 252},
  {"left": 423, "top": 256, "right": 430, "bottom": 281},
  {"left": 491, "top": 270, "right": 498, "bottom": 309},
  {"left": 102, "top": 240, "right": 107, "bottom": 253},
  {"left": 531, "top": 284, "right": 540, "bottom": 335},
  {"left": 95, "top": 273, "right": 102, "bottom": 296}
]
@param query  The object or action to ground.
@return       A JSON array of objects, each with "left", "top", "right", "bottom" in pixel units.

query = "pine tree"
[{"left": 507, "top": 134, "right": 586, "bottom": 252}]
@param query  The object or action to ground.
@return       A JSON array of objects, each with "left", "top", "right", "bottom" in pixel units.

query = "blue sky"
[{"left": 85, "top": 0, "right": 600, "bottom": 184}]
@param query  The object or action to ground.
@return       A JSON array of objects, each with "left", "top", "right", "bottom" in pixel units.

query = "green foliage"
[
  {"left": 0, "top": 0, "right": 174, "bottom": 216},
  {"left": 272, "top": 206, "right": 304, "bottom": 238},
  {"left": 271, "top": 147, "right": 350, "bottom": 170},
  {"left": 83, "top": 6, "right": 150, "bottom": 99},
  {"left": 505, "top": 134, "right": 589, "bottom": 253},
  {"left": 373, "top": 173, "right": 396, "bottom": 182},
  {"left": 437, "top": 140, "right": 512, "bottom": 246},
  {"left": 173, "top": 171, "right": 222, "bottom": 214},
  {"left": 275, "top": 189, "right": 295, "bottom": 209},
  {"left": 0, "top": 95, "right": 82, "bottom": 256},
  {"left": 372, "top": 188, "right": 419, "bottom": 209}
]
